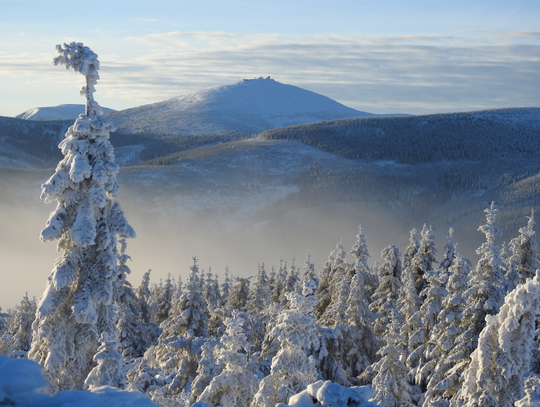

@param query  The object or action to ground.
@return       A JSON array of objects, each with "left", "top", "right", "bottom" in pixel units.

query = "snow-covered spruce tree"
[
  {"left": 507, "top": 210, "right": 540, "bottom": 288},
  {"left": 203, "top": 268, "right": 222, "bottom": 311},
  {"left": 197, "top": 311, "right": 259, "bottom": 407},
  {"left": 350, "top": 225, "right": 378, "bottom": 302},
  {"left": 441, "top": 202, "right": 507, "bottom": 402},
  {"left": 84, "top": 332, "right": 124, "bottom": 389},
  {"left": 227, "top": 277, "right": 251, "bottom": 312},
  {"left": 370, "top": 311, "right": 416, "bottom": 407},
  {"left": 28, "top": 42, "right": 135, "bottom": 393},
  {"left": 409, "top": 226, "right": 443, "bottom": 387},
  {"left": 301, "top": 255, "right": 319, "bottom": 291},
  {"left": 314, "top": 250, "right": 336, "bottom": 319},
  {"left": 280, "top": 258, "right": 301, "bottom": 306},
  {"left": 191, "top": 339, "right": 223, "bottom": 402},
  {"left": 454, "top": 270, "right": 540, "bottom": 407},
  {"left": 341, "top": 271, "right": 378, "bottom": 381},
  {"left": 317, "top": 242, "right": 350, "bottom": 324},
  {"left": 369, "top": 245, "right": 402, "bottom": 337},
  {"left": 7, "top": 293, "right": 37, "bottom": 358},
  {"left": 221, "top": 267, "right": 232, "bottom": 305},
  {"left": 423, "top": 254, "right": 472, "bottom": 407},
  {"left": 136, "top": 270, "right": 159, "bottom": 327},
  {"left": 403, "top": 228, "right": 420, "bottom": 271},
  {"left": 156, "top": 274, "right": 174, "bottom": 325},
  {"left": 437, "top": 228, "right": 457, "bottom": 287},
  {"left": 252, "top": 281, "right": 320, "bottom": 407},
  {"left": 161, "top": 258, "right": 209, "bottom": 338}
]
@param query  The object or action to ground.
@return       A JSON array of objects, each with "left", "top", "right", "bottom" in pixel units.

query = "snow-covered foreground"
[{"left": 0, "top": 356, "right": 155, "bottom": 407}]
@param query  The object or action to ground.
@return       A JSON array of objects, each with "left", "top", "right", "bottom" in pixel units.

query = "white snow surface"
[
  {"left": 0, "top": 356, "right": 156, "bottom": 407},
  {"left": 16, "top": 104, "right": 116, "bottom": 121},
  {"left": 277, "top": 380, "right": 378, "bottom": 407},
  {"left": 107, "top": 78, "right": 376, "bottom": 136}
]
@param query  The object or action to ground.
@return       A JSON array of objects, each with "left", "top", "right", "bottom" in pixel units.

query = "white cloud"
[{"left": 1, "top": 30, "right": 539, "bottom": 116}]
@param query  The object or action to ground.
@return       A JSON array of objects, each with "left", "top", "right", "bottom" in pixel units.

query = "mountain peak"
[{"left": 107, "top": 79, "right": 375, "bottom": 136}]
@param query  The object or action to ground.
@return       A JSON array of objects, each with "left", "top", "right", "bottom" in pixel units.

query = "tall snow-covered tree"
[
  {"left": 227, "top": 277, "right": 251, "bottom": 312},
  {"left": 341, "top": 271, "right": 378, "bottom": 381},
  {"left": 455, "top": 270, "right": 540, "bottom": 407},
  {"left": 370, "top": 311, "right": 416, "bottom": 407},
  {"left": 423, "top": 255, "right": 472, "bottom": 407},
  {"left": 156, "top": 273, "right": 174, "bottom": 325},
  {"left": 507, "top": 210, "right": 540, "bottom": 288},
  {"left": 28, "top": 42, "right": 135, "bottom": 393},
  {"left": 442, "top": 202, "right": 507, "bottom": 402},
  {"left": 252, "top": 281, "right": 320, "bottom": 407},
  {"left": 349, "top": 225, "right": 377, "bottom": 302},
  {"left": 197, "top": 311, "right": 259, "bottom": 407},
  {"left": 8, "top": 293, "right": 37, "bottom": 358},
  {"left": 161, "top": 258, "right": 209, "bottom": 338},
  {"left": 370, "top": 245, "right": 402, "bottom": 337}
]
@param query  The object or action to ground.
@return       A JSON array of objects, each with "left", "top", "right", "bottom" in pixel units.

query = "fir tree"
[
  {"left": 161, "top": 258, "right": 209, "bottom": 338},
  {"left": 444, "top": 202, "right": 508, "bottom": 402},
  {"left": 28, "top": 42, "right": 135, "bottom": 393},
  {"left": 349, "top": 225, "right": 378, "bottom": 302},
  {"left": 84, "top": 332, "right": 124, "bottom": 390},
  {"left": 423, "top": 255, "right": 472, "bottom": 407},
  {"left": 227, "top": 277, "right": 251, "bottom": 312},
  {"left": 370, "top": 311, "right": 416, "bottom": 407},
  {"left": 156, "top": 274, "right": 174, "bottom": 325},
  {"left": 252, "top": 281, "right": 320, "bottom": 407},
  {"left": 197, "top": 311, "right": 259, "bottom": 407},
  {"left": 370, "top": 245, "right": 402, "bottom": 337},
  {"left": 455, "top": 271, "right": 540, "bottom": 407},
  {"left": 7, "top": 293, "right": 36, "bottom": 358},
  {"left": 507, "top": 210, "right": 540, "bottom": 288}
]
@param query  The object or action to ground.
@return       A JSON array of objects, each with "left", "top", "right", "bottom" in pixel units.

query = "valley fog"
[{"left": 0, "top": 167, "right": 490, "bottom": 310}]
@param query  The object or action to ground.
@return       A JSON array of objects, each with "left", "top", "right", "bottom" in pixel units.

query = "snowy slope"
[
  {"left": 16, "top": 104, "right": 116, "bottom": 121},
  {"left": 106, "top": 78, "right": 377, "bottom": 136}
]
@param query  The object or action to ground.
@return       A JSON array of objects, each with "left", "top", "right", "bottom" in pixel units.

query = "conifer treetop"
[{"left": 52, "top": 42, "right": 102, "bottom": 116}]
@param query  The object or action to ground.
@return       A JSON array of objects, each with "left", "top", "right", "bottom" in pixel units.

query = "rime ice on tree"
[{"left": 28, "top": 42, "right": 135, "bottom": 394}]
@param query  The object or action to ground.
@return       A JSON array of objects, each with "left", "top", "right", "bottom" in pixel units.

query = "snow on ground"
[
  {"left": 0, "top": 356, "right": 156, "bottom": 407},
  {"left": 16, "top": 104, "right": 116, "bottom": 121},
  {"left": 277, "top": 380, "right": 378, "bottom": 407},
  {"left": 106, "top": 78, "right": 375, "bottom": 136}
]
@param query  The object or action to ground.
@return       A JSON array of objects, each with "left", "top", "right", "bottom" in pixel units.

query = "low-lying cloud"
[{"left": 0, "top": 30, "right": 538, "bottom": 116}]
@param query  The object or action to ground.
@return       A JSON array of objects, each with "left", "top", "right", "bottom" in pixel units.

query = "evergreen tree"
[
  {"left": 7, "top": 293, "right": 36, "bottom": 358},
  {"left": 455, "top": 271, "right": 540, "bottom": 407},
  {"left": 161, "top": 258, "right": 209, "bottom": 338},
  {"left": 370, "top": 245, "right": 402, "bottom": 337},
  {"left": 248, "top": 263, "right": 271, "bottom": 315},
  {"left": 444, "top": 202, "right": 507, "bottom": 401},
  {"left": 28, "top": 43, "right": 135, "bottom": 393},
  {"left": 423, "top": 255, "right": 472, "bottom": 407},
  {"left": 438, "top": 228, "right": 457, "bottom": 286},
  {"left": 191, "top": 339, "right": 223, "bottom": 402},
  {"left": 350, "top": 225, "right": 378, "bottom": 302},
  {"left": 227, "top": 277, "right": 251, "bottom": 312},
  {"left": 409, "top": 226, "right": 441, "bottom": 387},
  {"left": 252, "top": 281, "right": 320, "bottom": 407},
  {"left": 221, "top": 267, "right": 232, "bottom": 305},
  {"left": 156, "top": 274, "right": 174, "bottom": 325},
  {"left": 301, "top": 255, "right": 319, "bottom": 290},
  {"left": 370, "top": 311, "right": 416, "bottom": 407},
  {"left": 84, "top": 332, "right": 124, "bottom": 390},
  {"left": 197, "top": 311, "right": 259, "bottom": 407},
  {"left": 341, "top": 271, "right": 379, "bottom": 381},
  {"left": 136, "top": 270, "right": 158, "bottom": 326},
  {"left": 507, "top": 210, "right": 540, "bottom": 288}
]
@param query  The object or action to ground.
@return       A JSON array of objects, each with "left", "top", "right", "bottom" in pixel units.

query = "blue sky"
[{"left": 0, "top": 0, "right": 539, "bottom": 116}]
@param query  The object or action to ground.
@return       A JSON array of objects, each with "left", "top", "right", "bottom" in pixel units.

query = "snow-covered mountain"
[
  {"left": 106, "top": 78, "right": 379, "bottom": 136},
  {"left": 16, "top": 104, "right": 116, "bottom": 121}
]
